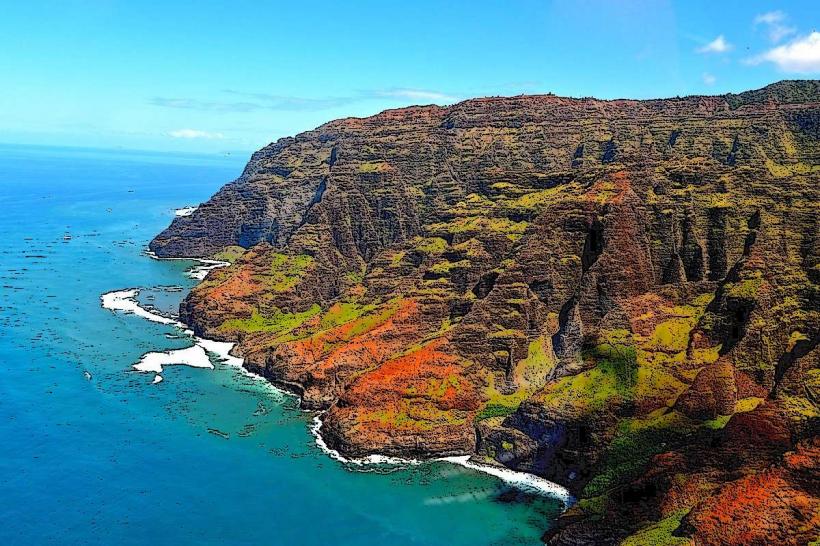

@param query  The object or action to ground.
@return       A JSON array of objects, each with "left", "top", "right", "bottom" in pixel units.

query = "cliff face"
[{"left": 151, "top": 81, "right": 820, "bottom": 545}]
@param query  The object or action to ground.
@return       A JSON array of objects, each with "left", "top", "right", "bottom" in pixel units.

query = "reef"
[{"left": 151, "top": 80, "right": 820, "bottom": 545}]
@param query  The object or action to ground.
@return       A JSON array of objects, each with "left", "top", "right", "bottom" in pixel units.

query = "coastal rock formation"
[{"left": 152, "top": 80, "right": 820, "bottom": 545}]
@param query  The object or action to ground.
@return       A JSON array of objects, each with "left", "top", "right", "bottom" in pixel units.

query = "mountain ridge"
[{"left": 151, "top": 80, "right": 819, "bottom": 546}]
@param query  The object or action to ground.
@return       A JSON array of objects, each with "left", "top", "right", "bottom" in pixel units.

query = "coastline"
[
  {"left": 144, "top": 249, "right": 230, "bottom": 280},
  {"left": 100, "top": 256, "right": 574, "bottom": 508}
]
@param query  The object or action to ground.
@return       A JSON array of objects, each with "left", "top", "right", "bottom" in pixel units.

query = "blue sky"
[{"left": 1, "top": 1, "right": 818, "bottom": 154}]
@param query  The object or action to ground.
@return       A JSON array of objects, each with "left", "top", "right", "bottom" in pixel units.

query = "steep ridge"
[{"left": 151, "top": 80, "right": 820, "bottom": 545}]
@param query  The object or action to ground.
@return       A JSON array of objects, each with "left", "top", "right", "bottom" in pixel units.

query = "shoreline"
[
  {"left": 101, "top": 256, "right": 574, "bottom": 508},
  {"left": 143, "top": 249, "right": 230, "bottom": 280}
]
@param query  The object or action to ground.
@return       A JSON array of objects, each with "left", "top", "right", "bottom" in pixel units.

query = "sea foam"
[
  {"left": 309, "top": 414, "right": 422, "bottom": 467},
  {"left": 143, "top": 250, "right": 230, "bottom": 280},
  {"left": 308, "top": 414, "right": 572, "bottom": 504},
  {"left": 174, "top": 206, "right": 198, "bottom": 216},
  {"left": 101, "top": 287, "right": 269, "bottom": 385},
  {"left": 441, "top": 456, "right": 574, "bottom": 507},
  {"left": 186, "top": 259, "right": 229, "bottom": 280},
  {"left": 133, "top": 344, "right": 213, "bottom": 374},
  {"left": 101, "top": 288, "right": 181, "bottom": 326},
  {"left": 101, "top": 288, "right": 573, "bottom": 505}
]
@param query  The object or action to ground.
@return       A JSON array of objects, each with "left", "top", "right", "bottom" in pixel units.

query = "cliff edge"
[{"left": 152, "top": 80, "right": 820, "bottom": 546}]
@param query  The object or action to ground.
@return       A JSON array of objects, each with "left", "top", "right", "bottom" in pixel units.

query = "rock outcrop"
[{"left": 152, "top": 80, "right": 820, "bottom": 545}]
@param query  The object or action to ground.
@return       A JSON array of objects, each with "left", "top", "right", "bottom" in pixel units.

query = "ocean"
[{"left": 0, "top": 144, "right": 563, "bottom": 545}]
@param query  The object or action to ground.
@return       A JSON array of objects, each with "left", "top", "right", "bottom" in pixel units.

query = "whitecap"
[
  {"left": 186, "top": 259, "right": 229, "bottom": 280},
  {"left": 100, "top": 288, "right": 181, "bottom": 326},
  {"left": 441, "top": 455, "right": 574, "bottom": 506},
  {"left": 133, "top": 344, "right": 213, "bottom": 374},
  {"left": 197, "top": 337, "right": 246, "bottom": 369},
  {"left": 309, "top": 414, "right": 422, "bottom": 467},
  {"left": 142, "top": 249, "right": 230, "bottom": 280},
  {"left": 175, "top": 206, "right": 198, "bottom": 216}
]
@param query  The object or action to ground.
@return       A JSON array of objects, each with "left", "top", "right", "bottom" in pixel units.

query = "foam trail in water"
[
  {"left": 442, "top": 456, "right": 574, "bottom": 506},
  {"left": 143, "top": 250, "right": 230, "bottom": 280},
  {"left": 101, "top": 289, "right": 181, "bottom": 326}
]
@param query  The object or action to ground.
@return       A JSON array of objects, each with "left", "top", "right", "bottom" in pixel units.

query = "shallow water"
[{"left": 0, "top": 144, "right": 563, "bottom": 545}]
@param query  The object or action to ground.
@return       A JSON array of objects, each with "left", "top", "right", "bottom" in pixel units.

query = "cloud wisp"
[
  {"left": 702, "top": 73, "right": 716, "bottom": 86},
  {"left": 221, "top": 91, "right": 360, "bottom": 111},
  {"left": 167, "top": 129, "right": 225, "bottom": 139},
  {"left": 754, "top": 10, "right": 796, "bottom": 44},
  {"left": 697, "top": 35, "right": 732, "bottom": 54},
  {"left": 748, "top": 32, "right": 820, "bottom": 73},
  {"left": 150, "top": 87, "right": 460, "bottom": 114},
  {"left": 371, "top": 88, "right": 460, "bottom": 102}
]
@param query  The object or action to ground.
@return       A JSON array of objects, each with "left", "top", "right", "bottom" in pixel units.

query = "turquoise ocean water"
[{"left": 0, "top": 144, "right": 562, "bottom": 545}]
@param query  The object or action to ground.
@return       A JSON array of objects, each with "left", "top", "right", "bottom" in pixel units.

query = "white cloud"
[
  {"left": 754, "top": 10, "right": 796, "bottom": 43},
  {"left": 697, "top": 35, "right": 732, "bottom": 54},
  {"left": 702, "top": 73, "right": 717, "bottom": 86},
  {"left": 754, "top": 11, "right": 785, "bottom": 25},
  {"left": 151, "top": 87, "right": 459, "bottom": 112},
  {"left": 375, "top": 88, "right": 459, "bottom": 103},
  {"left": 167, "top": 129, "right": 225, "bottom": 139},
  {"left": 751, "top": 32, "right": 820, "bottom": 73}
]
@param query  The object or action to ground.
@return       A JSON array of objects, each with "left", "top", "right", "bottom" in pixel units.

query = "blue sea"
[{"left": 0, "top": 144, "right": 563, "bottom": 545}]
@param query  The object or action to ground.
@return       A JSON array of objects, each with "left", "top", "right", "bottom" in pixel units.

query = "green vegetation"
[
  {"left": 429, "top": 259, "right": 471, "bottom": 275},
  {"left": 475, "top": 403, "right": 519, "bottom": 421},
  {"left": 413, "top": 236, "right": 448, "bottom": 255},
  {"left": 538, "top": 330, "right": 639, "bottom": 415},
  {"left": 651, "top": 316, "right": 697, "bottom": 352},
  {"left": 576, "top": 494, "right": 609, "bottom": 520},
  {"left": 509, "top": 335, "right": 555, "bottom": 392},
  {"left": 593, "top": 331, "right": 639, "bottom": 392},
  {"left": 539, "top": 364, "right": 620, "bottom": 415},
  {"left": 389, "top": 250, "right": 406, "bottom": 266},
  {"left": 504, "top": 185, "right": 567, "bottom": 213},
  {"left": 619, "top": 509, "right": 690, "bottom": 546},
  {"left": 319, "top": 301, "right": 378, "bottom": 330},
  {"left": 210, "top": 245, "right": 246, "bottom": 263},
  {"left": 583, "top": 411, "right": 695, "bottom": 497},
  {"left": 257, "top": 253, "right": 314, "bottom": 292},
  {"left": 425, "top": 374, "right": 461, "bottom": 397},
  {"left": 477, "top": 368, "right": 537, "bottom": 422},
  {"left": 702, "top": 414, "right": 732, "bottom": 430},
  {"left": 725, "top": 277, "right": 763, "bottom": 299},
  {"left": 429, "top": 216, "right": 528, "bottom": 240},
  {"left": 220, "top": 305, "right": 321, "bottom": 336},
  {"left": 344, "top": 268, "right": 365, "bottom": 284},
  {"left": 765, "top": 158, "right": 820, "bottom": 178},
  {"left": 371, "top": 398, "right": 469, "bottom": 430},
  {"left": 339, "top": 300, "right": 401, "bottom": 339},
  {"left": 358, "top": 161, "right": 390, "bottom": 173}
]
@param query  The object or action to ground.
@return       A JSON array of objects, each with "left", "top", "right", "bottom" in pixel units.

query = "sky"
[{"left": 1, "top": 0, "right": 818, "bottom": 154}]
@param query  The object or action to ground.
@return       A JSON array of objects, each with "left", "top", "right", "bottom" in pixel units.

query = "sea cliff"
[{"left": 151, "top": 80, "right": 819, "bottom": 545}]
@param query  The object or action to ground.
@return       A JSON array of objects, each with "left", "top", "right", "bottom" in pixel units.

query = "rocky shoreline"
[
  {"left": 104, "top": 280, "right": 575, "bottom": 506},
  {"left": 152, "top": 81, "right": 819, "bottom": 545}
]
